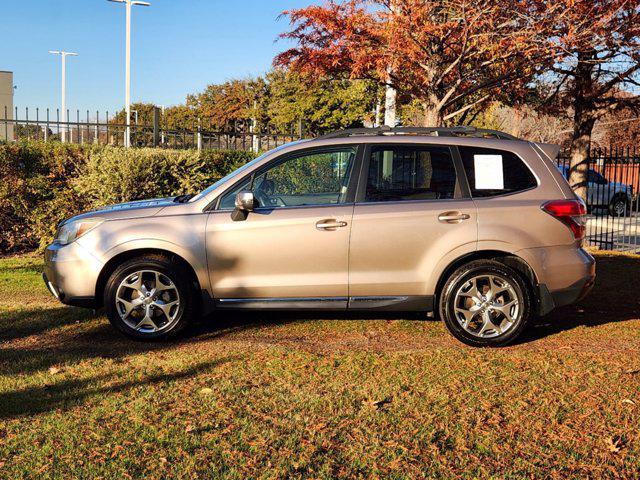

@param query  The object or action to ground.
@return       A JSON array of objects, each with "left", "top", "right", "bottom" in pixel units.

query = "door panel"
[
  {"left": 207, "top": 145, "right": 359, "bottom": 301},
  {"left": 207, "top": 205, "right": 353, "bottom": 299},
  {"left": 349, "top": 200, "right": 477, "bottom": 296},
  {"left": 348, "top": 144, "right": 477, "bottom": 298}
]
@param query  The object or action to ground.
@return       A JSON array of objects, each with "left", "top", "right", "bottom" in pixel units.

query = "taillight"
[{"left": 541, "top": 199, "right": 587, "bottom": 244}]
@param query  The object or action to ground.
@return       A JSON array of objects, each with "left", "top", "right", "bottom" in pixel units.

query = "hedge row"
[{"left": 0, "top": 141, "right": 255, "bottom": 254}]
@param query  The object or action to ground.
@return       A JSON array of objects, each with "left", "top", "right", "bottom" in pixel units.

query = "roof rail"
[{"left": 316, "top": 125, "right": 518, "bottom": 141}]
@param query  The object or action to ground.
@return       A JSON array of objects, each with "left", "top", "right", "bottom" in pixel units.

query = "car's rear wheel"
[
  {"left": 104, "top": 254, "right": 196, "bottom": 340},
  {"left": 609, "top": 195, "right": 630, "bottom": 217},
  {"left": 439, "top": 260, "right": 532, "bottom": 347}
]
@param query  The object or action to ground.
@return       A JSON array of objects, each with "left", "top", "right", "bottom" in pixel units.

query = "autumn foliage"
[{"left": 276, "top": 0, "right": 543, "bottom": 126}]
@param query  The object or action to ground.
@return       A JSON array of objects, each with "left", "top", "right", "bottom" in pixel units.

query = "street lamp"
[
  {"left": 48, "top": 50, "right": 78, "bottom": 143},
  {"left": 108, "top": 0, "right": 150, "bottom": 148}
]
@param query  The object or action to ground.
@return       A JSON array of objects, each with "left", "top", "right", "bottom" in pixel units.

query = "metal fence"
[
  {"left": 557, "top": 147, "right": 640, "bottom": 253},
  {"left": 1, "top": 106, "right": 303, "bottom": 152}
]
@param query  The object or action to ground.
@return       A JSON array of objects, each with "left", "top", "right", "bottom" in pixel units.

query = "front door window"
[{"left": 218, "top": 148, "right": 356, "bottom": 209}]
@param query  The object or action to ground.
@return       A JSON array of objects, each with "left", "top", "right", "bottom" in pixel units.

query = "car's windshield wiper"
[{"left": 173, "top": 193, "right": 195, "bottom": 203}]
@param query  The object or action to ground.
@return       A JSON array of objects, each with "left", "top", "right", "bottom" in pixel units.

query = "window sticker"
[{"left": 474, "top": 154, "right": 504, "bottom": 190}]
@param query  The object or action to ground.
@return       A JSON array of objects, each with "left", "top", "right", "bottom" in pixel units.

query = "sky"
[{"left": 2, "top": 0, "right": 311, "bottom": 115}]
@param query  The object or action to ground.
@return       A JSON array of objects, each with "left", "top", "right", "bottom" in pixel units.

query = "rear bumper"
[
  {"left": 532, "top": 247, "right": 596, "bottom": 315},
  {"left": 43, "top": 241, "right": 103, "bottom": 308},
  {"left": 538, "top": 273, "right": 595, "bottom": 315}
]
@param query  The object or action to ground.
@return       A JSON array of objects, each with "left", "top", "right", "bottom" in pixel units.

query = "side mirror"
[
  {"left": 235, "top": 191, "right": 256, "bottom": 211},
  {"left": 231, "top": 191, "right": 255, "bottom": 221}
]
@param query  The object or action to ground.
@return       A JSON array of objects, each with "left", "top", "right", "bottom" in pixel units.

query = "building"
[{"left": 0, "top": 71, "right": 14, "bottom": 141}]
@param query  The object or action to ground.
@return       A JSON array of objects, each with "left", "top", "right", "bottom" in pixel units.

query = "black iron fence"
[
  {"left": 557, "top": 147, "right": 640, "bottom": 253},
  {"left": 1, "top": 106, "right": 303, "bottom": 152}
]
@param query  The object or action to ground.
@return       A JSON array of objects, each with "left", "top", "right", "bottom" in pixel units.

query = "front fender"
[{"left": 77, "top": 214, "right": 211, "bottom": 296}]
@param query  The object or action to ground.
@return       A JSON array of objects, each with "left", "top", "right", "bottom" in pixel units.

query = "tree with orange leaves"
[
  {"left": 535, "top": 0, "right": 640, "bottom": 200},
  {"left": 275, "top": 0, "right": 542, "bottom": 127}
]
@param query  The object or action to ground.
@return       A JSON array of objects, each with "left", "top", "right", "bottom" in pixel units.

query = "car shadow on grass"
[
  {"left": 0, "top": 356, "right": 237, "bottom": 420},
  {"left": 0, "top": 304, "right": 425, "bottom": 378},
  {"left": 519, "top": 252, "right": 640, "bottom": 343},
  {"left": 0, "top": 307, "right": 266, "bottom": 377},
  {"left": 0, "top": 306, "right": 97, "bottom": 343}
]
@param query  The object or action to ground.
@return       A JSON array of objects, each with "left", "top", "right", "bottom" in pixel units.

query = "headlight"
[{"left": 55, "top": 218, "right": 103, "bottom": 245}]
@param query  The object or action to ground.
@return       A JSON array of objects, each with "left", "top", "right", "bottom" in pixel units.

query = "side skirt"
[
  {"left": 348, "top": 296, "right": 433, "bottom": 311},
  {"left": 213, "top": 295, "right": 433, "bottom": 312}
]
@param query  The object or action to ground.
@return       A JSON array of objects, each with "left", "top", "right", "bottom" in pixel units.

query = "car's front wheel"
[
  {"left": 439, "top": 260, "right": 532, "bottom": 347},
  {"left": 104, "top": 254, "right": 196, "bottom": 340}
]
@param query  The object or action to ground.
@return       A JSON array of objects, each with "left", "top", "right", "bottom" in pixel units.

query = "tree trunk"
[
  {"left": 567, "top": 51, "right": 596, "bottom": 202},
  {"left": 568, "top": 115, "right": 595, "bottom": 201},
  {"left": 422, "top": 103, "right": 444, "bottom": 127}
]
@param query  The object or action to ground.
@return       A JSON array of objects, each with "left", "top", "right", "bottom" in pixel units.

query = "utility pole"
[
  {"left": 108, "top": 0, "right": 150, "bottom": 148},
  {"left": 384, "top": 76, "right": 397, "bottom": 127},
  {"left": 48, "top": 50, "right": 78, "bottom": 143},
  {"left": 384, "top": 0, "right": 398, "bottom": 128}
]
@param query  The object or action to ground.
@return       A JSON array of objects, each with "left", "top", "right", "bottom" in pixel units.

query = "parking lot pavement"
[{"left": 586, "top": 210, "right": 640, "bottom": 253}]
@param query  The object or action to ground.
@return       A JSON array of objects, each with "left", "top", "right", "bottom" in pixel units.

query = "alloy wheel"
[
  {"left": 613, "top": 200, "right": 626, "bottom": 216},
  {"left": 453, "top": 274, "right": 520, "bottom": 338},
  {"left": 115, "top": 270, "right": 181, "bottom": 334}
]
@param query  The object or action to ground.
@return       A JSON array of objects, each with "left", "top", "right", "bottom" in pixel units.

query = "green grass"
[{"left": 1, "top": 252, "right": 639, "bottom": 479}]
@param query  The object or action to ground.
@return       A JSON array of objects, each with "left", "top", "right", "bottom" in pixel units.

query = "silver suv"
[
  {"left": 44, "top": 127, "right": 596, "bottom": 347},
  {"left": 557, "top": 164, "right": 633, "bottom": 217}
]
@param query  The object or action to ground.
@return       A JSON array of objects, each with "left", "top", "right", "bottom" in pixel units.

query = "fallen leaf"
[
  {"left": 110, "top": 445, "right": 123, "bottom": 458},
  {"left": 48, "top": 366, "right": 61, "bottom": 375},
  {"left": 605, "top": 435, "right": 626, "bottom": 453},
  {"left": 621, "top": 399, "right": 636, "bottom": 405},
  {"left": 185, "top": 425, "right": 196, "bottom": 433},
  {"left": 160, "top": 457, "right": 168, "bottom": 464},
  {"left": 362, "top": 397, "right": 393, "bottom": 410},
  {"left": 199, "top": 387, "right": 213, "bottom": 395},
  {"left": 625, "top": 369, "right": 640, "bottom": 375}
]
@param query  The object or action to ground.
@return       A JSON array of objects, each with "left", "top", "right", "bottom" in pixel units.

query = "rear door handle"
[
  {"left": 316, "top": 219, "right": 348, "bottom": 230},
  {"left": 438, "top": 211, "right": 471, "bottom": 224}
]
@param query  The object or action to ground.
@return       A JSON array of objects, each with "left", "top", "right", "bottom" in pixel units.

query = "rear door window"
[
  {"left": 365, "top": 146, "right": 459, "bottom": 202},
  {"left": 459, "top": 146, "right": 537, "bottom": 198}
]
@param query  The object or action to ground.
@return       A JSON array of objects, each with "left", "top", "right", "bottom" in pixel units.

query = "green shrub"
[
  {"left": 0, "top": 142, "right": 92, "bottom": 253},
  {"left": 74, "top": 147, "right": 253, "bottom": 206},
  {"left": 0, "top": 141, "right": 255, "bottom": 254}
]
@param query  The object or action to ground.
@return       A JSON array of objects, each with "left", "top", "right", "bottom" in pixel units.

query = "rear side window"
[
  {"left": 365, "top": 146, "right": 458, "bottom": 202},
  {"left": 459, "top": 147, "right": 537, "bottom": 198}
]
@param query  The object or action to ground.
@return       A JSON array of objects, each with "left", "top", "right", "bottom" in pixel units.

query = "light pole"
[
  {"left": 48, "top": 50, "right": 78, "bottom": 143},
  {"left": 108, "top": 0, "right": 150, "bottom": 148}
]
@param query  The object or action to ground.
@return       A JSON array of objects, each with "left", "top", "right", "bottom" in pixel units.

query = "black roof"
[{"left": 317, "top": 126, "right": 518, "bottom": 141}]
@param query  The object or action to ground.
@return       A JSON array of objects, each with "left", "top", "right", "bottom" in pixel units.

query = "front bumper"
[{"left": 43, "top": 240, "right": 104, "bottom": 308}]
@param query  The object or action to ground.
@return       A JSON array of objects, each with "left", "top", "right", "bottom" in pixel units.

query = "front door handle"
[
  {"left": 438, "top": 211, "right": 471, "bottom": 224},
  {"left": 316, "top": 219, "right": 348, "bottom": 230}
]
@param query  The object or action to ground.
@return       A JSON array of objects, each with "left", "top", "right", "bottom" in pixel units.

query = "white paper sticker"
[{"left": 474, "top": 154, "right": 504, "bottom": 190}]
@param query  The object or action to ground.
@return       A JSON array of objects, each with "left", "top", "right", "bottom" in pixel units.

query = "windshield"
[
  {"left": 189, "top": 152, "right": 270, "bottom": 203},
  {"left": 189, "top": 142, "right": 306, "bottom": 203}
]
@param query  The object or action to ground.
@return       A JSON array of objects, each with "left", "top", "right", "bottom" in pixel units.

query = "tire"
[
  {"left": 104, "top": 254, "right": 196, "bottom": 340},
  {"left": 608, "top": 195, "right": 629, "bottom": 217},
  {"left": 438, "top": 260, "right": 532, "bottom": 347}
]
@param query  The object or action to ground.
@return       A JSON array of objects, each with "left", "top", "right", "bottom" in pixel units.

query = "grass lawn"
[{"left": 1, "top": 252, "right": 639, "bottom": 479}]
